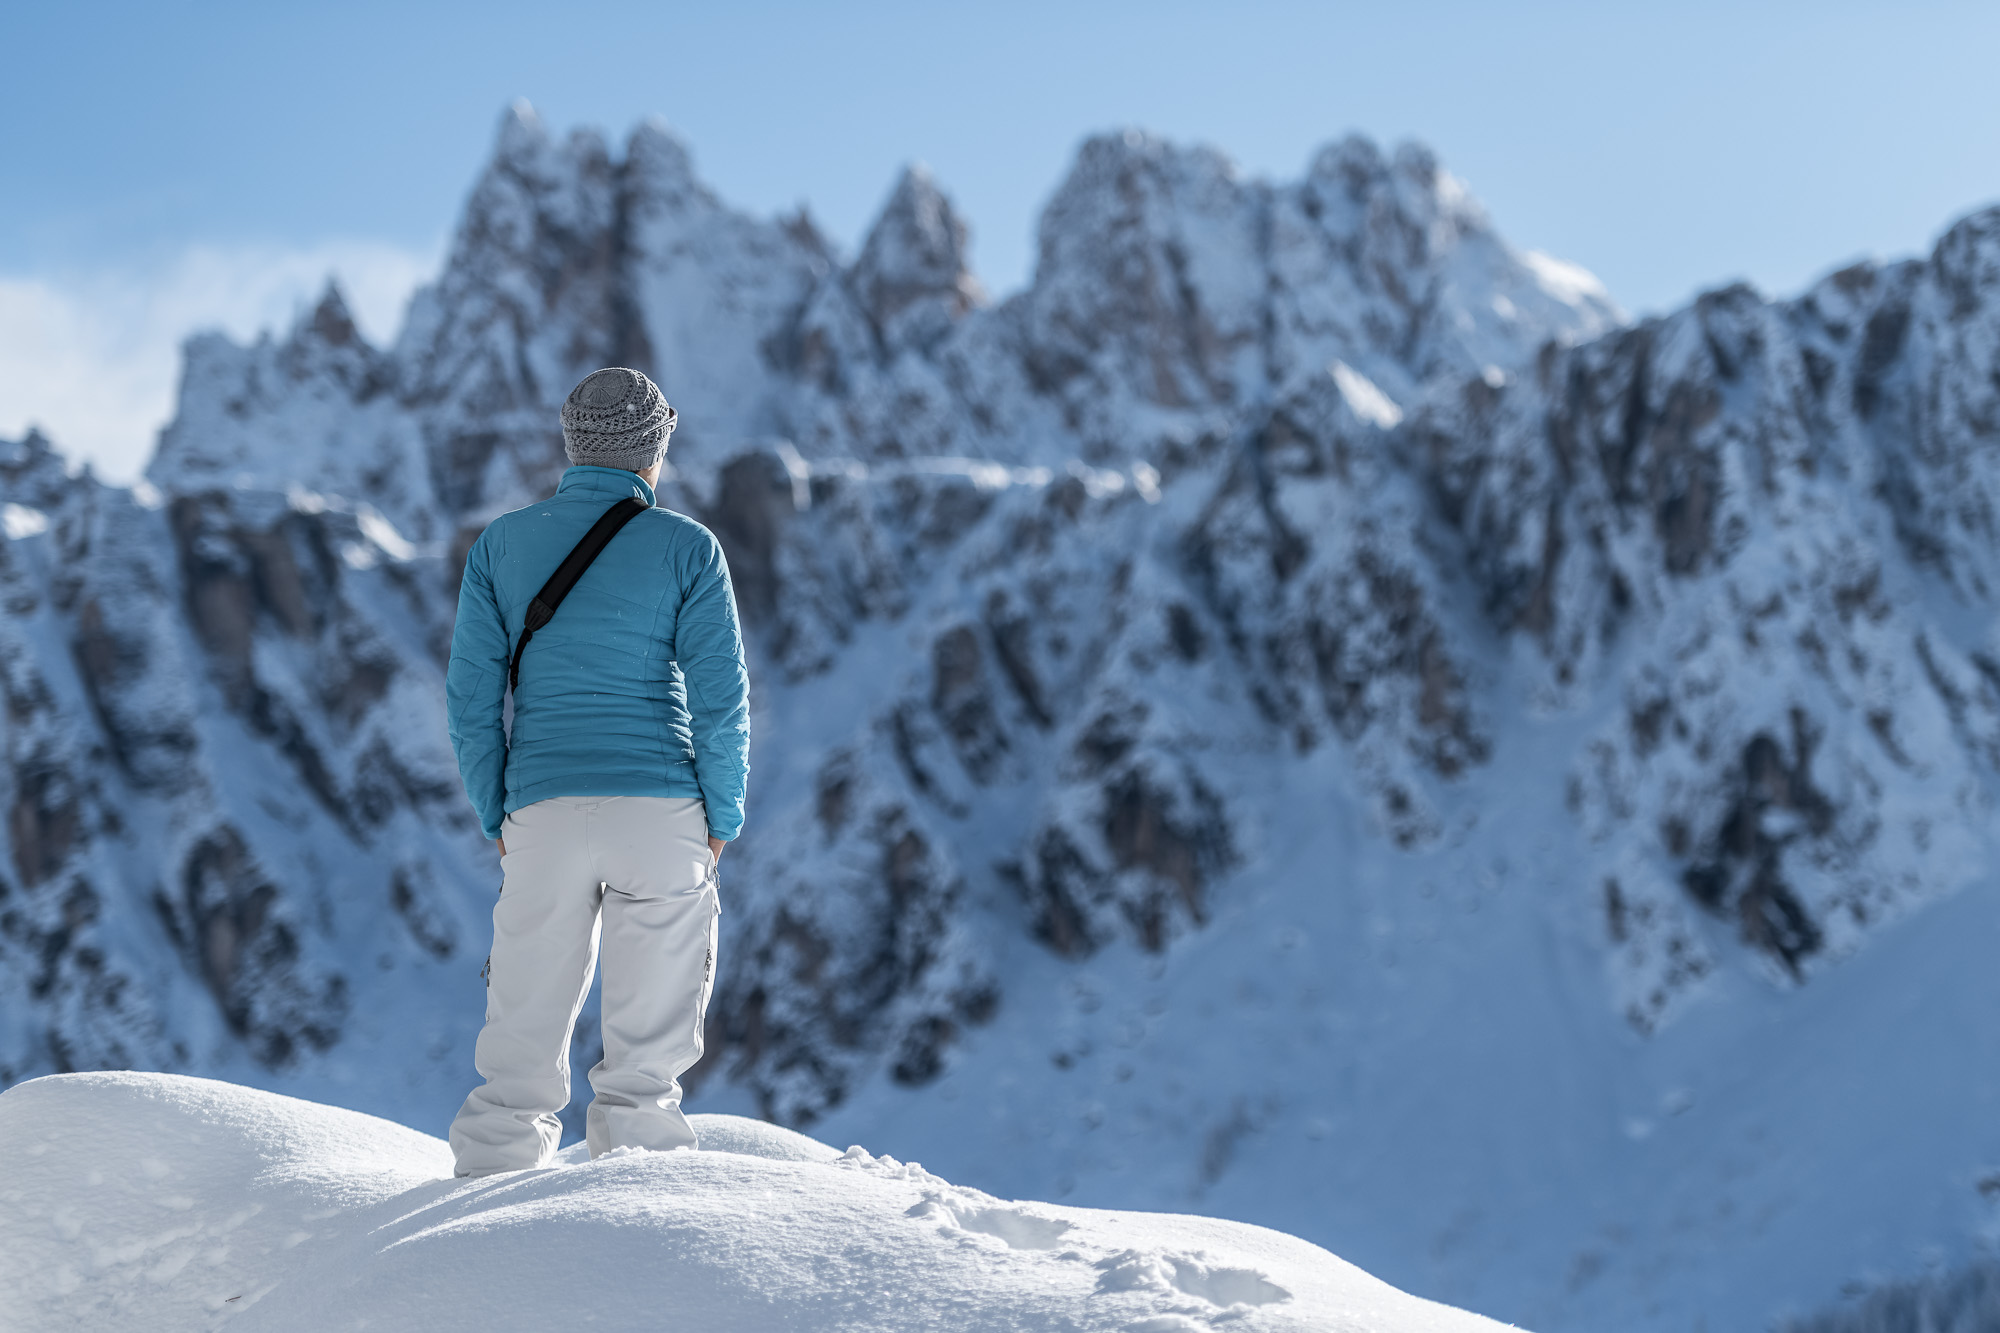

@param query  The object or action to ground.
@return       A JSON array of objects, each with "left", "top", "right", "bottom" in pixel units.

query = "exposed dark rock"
[
  {"left": 930, "top": 625, "right": 1007, "bottom": 781},
  {"left": 703, "top": 452, "right": 798, "bottom": 624},
  {"left": 165, "top": 826, "right": 347, "bottom": 1068},
  {"left": 390, "top": 863, "right": 458, "bottom": 960},
  {"left": 1679, "top": 711, "right": 1833, "bottom": 976},
  {"left": 8, "top": 759, "right": 81, "bottom": 888}
]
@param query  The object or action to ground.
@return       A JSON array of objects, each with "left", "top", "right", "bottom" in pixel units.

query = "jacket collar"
[{"left": 556, "top": 465, "right": 656, "bottom": 507}]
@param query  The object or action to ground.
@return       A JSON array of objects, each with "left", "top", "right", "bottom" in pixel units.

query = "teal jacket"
[{"left": 445, "top": 466, "right": 750, "bottom": 843}]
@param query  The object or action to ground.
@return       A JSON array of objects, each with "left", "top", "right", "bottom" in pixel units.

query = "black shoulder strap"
[{"left": 508, "top": 496, "right": 650, "bottom": 690}]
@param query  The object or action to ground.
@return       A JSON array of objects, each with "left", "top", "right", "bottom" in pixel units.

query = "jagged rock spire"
[
  {"left": 849, "top": 165, "right": 983, "bottom": 354},
  {"left": 494, "top": 98, "right": 549, "bottom": 170},
  {"left": 300, "top": 281, "right": 361, "bottom": 349}
]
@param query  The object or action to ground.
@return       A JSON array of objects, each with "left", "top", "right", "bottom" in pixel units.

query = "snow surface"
[{"left": 0, "top": 1071, "right": 1511, "bottom": 1332}]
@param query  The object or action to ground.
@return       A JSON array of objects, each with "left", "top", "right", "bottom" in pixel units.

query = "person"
[{"left": 443, "top": 366, "right": 749, "bottom": 1177}]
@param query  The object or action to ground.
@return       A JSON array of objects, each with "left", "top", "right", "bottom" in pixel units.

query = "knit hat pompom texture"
[{"left": 560, "top": 367, "right": 677, "bottom": 471}]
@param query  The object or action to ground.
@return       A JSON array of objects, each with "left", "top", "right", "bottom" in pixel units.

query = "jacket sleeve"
[
  {"left": 673, "top": 528, "right": 751, "bottom": 841},
  {"left": 446, "top": 528, "right": 511, "bottom": 841}
]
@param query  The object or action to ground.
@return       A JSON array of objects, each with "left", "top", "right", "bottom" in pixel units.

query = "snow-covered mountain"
[{"left": 3, "top": 99, "right": 1998, "bottom": 1331}]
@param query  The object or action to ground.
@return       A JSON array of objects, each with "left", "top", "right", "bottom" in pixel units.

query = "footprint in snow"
[
  {"left": 1095, "top": 1247, "right": 1292, "bottom": 1308},
  {"left": 905, "top": 1189, "right": 1075, "bottom": 1250}
]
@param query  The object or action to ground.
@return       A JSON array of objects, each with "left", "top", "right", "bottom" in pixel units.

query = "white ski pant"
[{"left": 449, "top": 795, "right": 720, "bottom": 1176}]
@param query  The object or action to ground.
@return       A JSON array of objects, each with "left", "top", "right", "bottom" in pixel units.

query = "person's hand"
[
  {"left": 495, "top": 837, "right": 507, "bottom": 857},
  {"left": 708, "top": 836, "right": 726, "bottom": 863}
]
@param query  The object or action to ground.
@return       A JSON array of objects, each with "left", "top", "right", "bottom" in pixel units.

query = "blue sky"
[{"left": 4, "top": 0, "right": 1997, "bottom": 478}]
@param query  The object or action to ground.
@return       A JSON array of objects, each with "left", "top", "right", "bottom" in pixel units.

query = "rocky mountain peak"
[
  {"left": 493, "top": 97, "right": 552, "bottom": 172},
  {"left": 849, "top": 165, "right": 982, "bottom": 355},
  {"left": 278, "top": 282, "right": 383, "bottom": 395},
  {"left": 1009, "top": 127, "right": 1614, "bottom": 443},
  {"left": 1932, "top": 202, "right": 2000, "bottom": 303},
  {"left": 0, "top": 428, "right": 79, "bottom": 509},
  {"left": 1300, "top": 134, "right": 1475, "bottom": 249},
  {"left": 302, "top": 282, "right": 363, "bottom": 349},
  {"left": 622, "top": 116, "right": 708, "bottom": 210}
]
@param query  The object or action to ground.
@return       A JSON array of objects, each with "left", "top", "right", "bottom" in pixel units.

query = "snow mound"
[
  {"left": 0, "top": 1073, "right": 1508, "bottom": 1332},
  {"left": 551, "top": 1112, "right": 843, "bottom": 1164}
]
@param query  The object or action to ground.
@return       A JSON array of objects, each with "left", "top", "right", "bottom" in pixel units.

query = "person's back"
[
  {"left": 443, "top": 367, "right": 749, "bottom": 1177},
  {"left": 449, "top": 467, "right": 748, "bottom": 835}
]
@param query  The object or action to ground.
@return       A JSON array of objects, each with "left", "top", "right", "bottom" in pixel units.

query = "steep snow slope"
[
  {"left": 0, "top": 1072, "right": 1508, "bottom": 1333},
  {"left": 799, "top": 711, "right": 2000, "bottom": 1331},
  {"left": 2, "top": 99, "right": 1997, "bottom": 1332}
]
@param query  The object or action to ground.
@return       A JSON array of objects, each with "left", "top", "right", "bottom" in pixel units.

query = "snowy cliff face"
[
  {"left": 0, "top": 97, "right": 1617, "bottom": 1121},
  {"left": 0, "top": 418, "right": 477, "bottom": 1086},
  {"left": 4, "top": 100, "right": 1999, "bottom": 1330},
  {"left": 1407, "top": 219, "right": 2000, "bottom": 1031},
  {"left": 679, "top": 121, "right": 1618, "bottom": 1117}
]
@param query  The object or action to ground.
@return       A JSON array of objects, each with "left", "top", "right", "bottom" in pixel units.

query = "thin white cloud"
[{"left": 0, "top": 241, "right": 438, "bottom": 484}]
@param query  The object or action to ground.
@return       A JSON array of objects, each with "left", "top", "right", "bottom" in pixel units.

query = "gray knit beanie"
[{"left": 559, "top": 367, "right": 677, "bottom": 471}]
